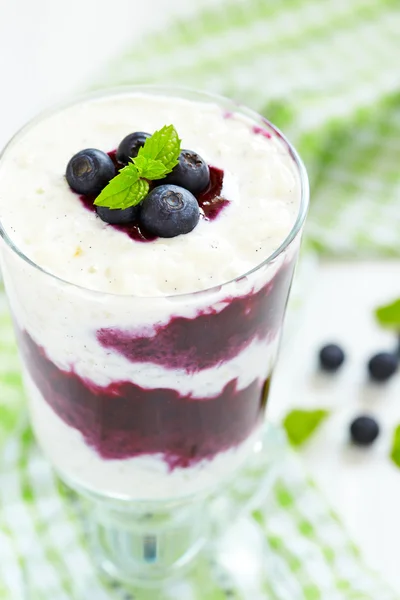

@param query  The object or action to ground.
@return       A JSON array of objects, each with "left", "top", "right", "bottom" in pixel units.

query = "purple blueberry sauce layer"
[
  {"left": 97, "top": 260, "right": 295, "bottom": 372},
  {"left": 19, "top": 329, "right": 271, "bottom": 467}
]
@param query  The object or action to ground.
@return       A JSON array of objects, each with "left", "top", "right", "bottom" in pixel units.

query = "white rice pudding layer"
[
  {"left": 0, "top": 92, "right": 300, "bottom": 296},
  {"left": 0, "top": 91, "right": 302, "bottom": 501}
]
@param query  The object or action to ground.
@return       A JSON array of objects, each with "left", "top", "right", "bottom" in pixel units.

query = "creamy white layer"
[
  {"left": 0, "top": 91, "right": 300, "bottom": 297},
  {"left": 27, "top": 372, "right": 262, "bottom": 501}
]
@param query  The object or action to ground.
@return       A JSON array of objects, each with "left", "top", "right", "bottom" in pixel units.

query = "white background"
[
  {"left": 1, "top": 0, "right": 400, "bottom": 594},
  {"left": 0, "top": 0, "right": 215, "bottom": 147}
]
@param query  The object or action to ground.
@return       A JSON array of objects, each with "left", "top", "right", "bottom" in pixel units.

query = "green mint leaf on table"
[
  {"left": 94, "top": 165, "right": 149, "bottom": 210},
  {"left": 390, "top": 425, "right": 400, "bottom": 468},
  {"left": 94, "top": 125, "right": 181, "bottom": 210},
  {"left": 133, "top": 155, "right": 169, "bottom": 180},
  {"left": 375, "top": 298, "right": 400, "bottom": 331},
  {"left": 138, "top": 124, "right": 181, "bottom": 172},
  {"left": 283, "top": 409, "right": 330, "bottom": 447}
]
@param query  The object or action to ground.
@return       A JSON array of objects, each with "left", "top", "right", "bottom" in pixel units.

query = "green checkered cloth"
[{"left": 2, "top": 0, "right": 400, "bottom": 598}]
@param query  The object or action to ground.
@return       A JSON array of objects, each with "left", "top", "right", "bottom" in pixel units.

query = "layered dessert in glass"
[{"left": 0, "top": 88, "right": 307, "bottom": 506}]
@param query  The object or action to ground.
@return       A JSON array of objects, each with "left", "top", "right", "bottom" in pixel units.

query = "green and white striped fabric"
[{"left": 1, "top": 0, "right": 400, "bottom": 597}]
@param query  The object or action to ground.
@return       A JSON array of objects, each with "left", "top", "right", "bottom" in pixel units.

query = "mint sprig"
[
  {"left": 94, "top": 166, "right": 143, "bottom": 210},
  {"left": 138, "top": 124, "right": 181, "bottom": 172},
  {"left": 94, "top": 125, "right": 181, "bottom": 210},
  {"left": 133, "top": 156, "right": 168, "bottom": 180},
  {"left": 375, "top": 298, "right": 400, "bottom": 331}
]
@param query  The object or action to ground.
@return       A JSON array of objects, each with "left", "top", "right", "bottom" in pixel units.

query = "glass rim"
[{"left": 0, "top": 84, "right": 309, "bottom": 299}]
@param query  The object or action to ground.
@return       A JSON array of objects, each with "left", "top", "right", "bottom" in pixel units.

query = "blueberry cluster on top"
[{"left": 66, "top": 131, "right": 211, "bottom": 238}]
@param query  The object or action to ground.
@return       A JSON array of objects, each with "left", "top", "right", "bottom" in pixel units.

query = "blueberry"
[
  {"left": 350, "top": 415, "right": 379, "bottom": 446},
  {"left": 368, "top": 352, "right": 398, "bottom": 382},
  {"left": 319, "top": 344, "right": 345, "bottom": 372},
  {"left": 96, "top": 204, "right": 139, "bottom": 225},
  {"left": 140, "top": 184, "right": 200, "bottom": 238},
  {"left": 116, "top": 132, "right": 150, "bottom": 165},
  {"left": 66, "top": 149, "right": 115, "bottom": 195},
  {"left": 164, "top": 150, "right": 210, "bottom": 195}
]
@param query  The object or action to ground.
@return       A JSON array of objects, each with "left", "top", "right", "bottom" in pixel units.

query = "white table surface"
[
  {"left": 1, "top": 1, "right": 400, "bottom": 593},
  {"left": 272, "top": 260, "right": 400, "bottom": 593}
]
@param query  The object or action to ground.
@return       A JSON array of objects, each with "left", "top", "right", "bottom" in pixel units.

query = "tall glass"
[{"left": 0, "top": 87, "right": 309, "bottom": 585}]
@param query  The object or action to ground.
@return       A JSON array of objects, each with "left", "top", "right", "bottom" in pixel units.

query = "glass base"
[
  {"left": 88, "top": 497, "right": 208, "bottom": 587},
  {"left": 66, "top": 423, "right": 286, "bottom": 587}
]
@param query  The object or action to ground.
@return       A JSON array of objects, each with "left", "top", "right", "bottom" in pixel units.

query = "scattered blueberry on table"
[
  {"left": 350, "top": 415, "right": 380, "bottom": 446},
  {"left": 368, "top": 351, "right": 398, "bottom": 382},
  {"left": 296, "top": 307, "right": 400, "bottom": 454},
  {"left": 318, "top": 343, "right": 345, "bottom": 372}
]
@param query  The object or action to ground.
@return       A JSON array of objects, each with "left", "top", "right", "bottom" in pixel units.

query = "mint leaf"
[
  {"left": 390, "top": 425, "right": 400, "bottom": 468},
  {"left": 283, "top": 409, "right": 330, "bottom": 447},
  {"left": 94, "top": 164, "right": 149, "bottom": 210},
  {"left": 133, "top": 155, "right": 169, "bottom": 180},
  {"left": 138, "top": 124, "right": 181, "bottom": 172},
  {"left": 93, "top": 124, "right": 180, "bottom": 210},
  {"left": 375, "top": 298, "right": 400, "bottom": 331}
]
